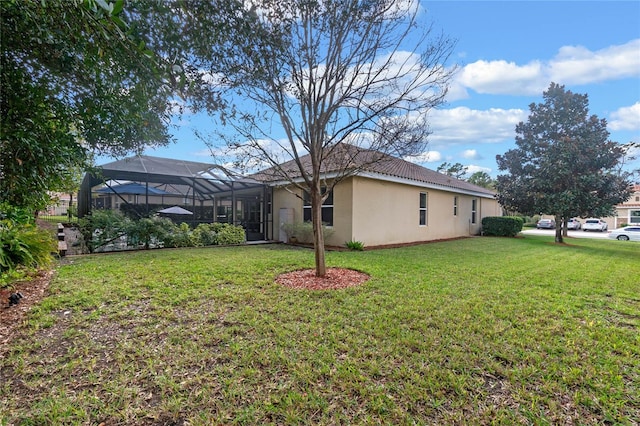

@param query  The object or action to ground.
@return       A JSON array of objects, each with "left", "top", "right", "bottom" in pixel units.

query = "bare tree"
[{"left": 213, "top": 0, "right": 455, "bottom": 276}]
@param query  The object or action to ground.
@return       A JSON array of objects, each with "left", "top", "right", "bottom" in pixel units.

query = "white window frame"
[
  {"left": 419, "top": 192, "right": 428, "bottom": 226},
  {"left": 471, "top": 198, "right": 477, "bottom": 224},
  {"left": 303, "top": 189, "right": 334, "bottom": 226}
]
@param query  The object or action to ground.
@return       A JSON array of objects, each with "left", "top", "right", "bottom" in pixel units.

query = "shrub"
[
  {"left": 126, "top": 216, "right": 175, "bottom": 249},
  {"left": 1, "top": 203, "right": 34, "bottom": 226},
  {"left": 78, "top": 210, "right": 130, "bottom": 253},
  {"left": 214, "top": 223, "right": 246, "bottom": 245},
  {"left": 345, "top": 240, "right": 365, "bottom": 251},
  {"left": 161, "top": 222, "right": 195, "bottom": 248},
  {"left": 1, "top": 219, "right": 55, "bottom": 282},
  {"left": 192, "top": 223, "right": 218, "bottom": 246},
  {"left": 281, "top": 221, "right": 334, "bottom": 244},
  {"left": 482, "top": 216, "right": 524, "bottom": 237}
]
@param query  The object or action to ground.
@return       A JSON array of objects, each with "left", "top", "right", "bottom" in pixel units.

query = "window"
[
  {"left": 303, "top": 189, "right": 334, "bottom": 226},
  {"left": 631, "top": 210, "right": 640, "bottom": 224},
  {"left": 453, "top": 196, "right": 458, "bottom": 216},
  {"left": 419, "top": 192, "right": 428, "bottom": 226},
  {"left": 471, "top": 199, "right": 477, "bottom": 224}
]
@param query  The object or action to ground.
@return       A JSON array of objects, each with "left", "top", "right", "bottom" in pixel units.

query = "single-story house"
[
  {"left": 79, "top": 147, "right": 502, "bottom": 246},
  {"left": 253, "top": 145, "right": 502, "bottom": 247}
]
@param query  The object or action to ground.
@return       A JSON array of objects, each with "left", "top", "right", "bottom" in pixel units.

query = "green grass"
[{"left": 1, "top": 236, "right": 638, "bottom": 425}]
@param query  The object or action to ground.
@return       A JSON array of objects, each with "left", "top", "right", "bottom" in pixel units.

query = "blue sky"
[{"left": 113, "top": 1, "right": 640, "bottom": 178}]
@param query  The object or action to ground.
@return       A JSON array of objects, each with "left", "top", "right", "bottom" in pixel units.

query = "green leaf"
[
  {"left": 95, "top": 0, "right": 112, "bottom": 13},
  {"left": 112, "top": 0, "right": 124, "bottom": 15}
]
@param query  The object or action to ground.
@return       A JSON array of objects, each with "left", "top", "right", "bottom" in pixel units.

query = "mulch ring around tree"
[{"left": 276, "top": 267, "right": 370, "bottom": 290}]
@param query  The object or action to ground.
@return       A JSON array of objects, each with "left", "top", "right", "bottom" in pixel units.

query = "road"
[{"left": 521, "top": 228, "right": 610, "bottom": 239}]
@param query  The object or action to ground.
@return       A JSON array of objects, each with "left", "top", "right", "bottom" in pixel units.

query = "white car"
[
  {"left": 608, "top": 226, "right": 640, "bottom": 241},
  {"left": 566, "top": 218, "right": 581, "bottom": 230},
  {"left": 583, "top": 218, "right": 608, "bottom": 232}
]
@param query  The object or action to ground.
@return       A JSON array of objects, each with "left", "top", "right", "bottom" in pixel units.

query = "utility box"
[{"left": 279, "top": 208, "right": 294, "bottom": 242}]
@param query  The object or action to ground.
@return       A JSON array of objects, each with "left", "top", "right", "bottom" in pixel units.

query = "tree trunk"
[
  {"left": 562, "top": 217, "right": 568, "bottom": 238},
  {"left": 68, "top": 192, "right": 74, "bottom": 222},
  {"left": 555, "top": 214, "right": 563, "bottom": 243},
  {"left": 311, "top": 185, "right": 327, "bottom": 277}
]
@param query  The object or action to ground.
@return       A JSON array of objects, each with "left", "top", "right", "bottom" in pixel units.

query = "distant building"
[
  {"left": 610, "top": 184, "right": 640, "bottom": 228},
  {"left": 42, "top": 192, "right": 75, "bottom": 216}
]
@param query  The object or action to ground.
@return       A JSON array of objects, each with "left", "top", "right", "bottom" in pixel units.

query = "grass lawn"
[{"left": 1, "top": 236, "right": 638, "bottom": 424}]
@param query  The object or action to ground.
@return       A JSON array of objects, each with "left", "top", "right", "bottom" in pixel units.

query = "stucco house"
[
  {"left": 254, "top": 146, "right": 502, "bottom": 247},
  {"left": 609, "top": 183, "right": 640, "bottom": 229},
  {"left": 80, "top": 148, "right": 502, "bottom": 246}
]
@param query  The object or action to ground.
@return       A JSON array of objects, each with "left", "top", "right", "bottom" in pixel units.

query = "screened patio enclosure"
[{"left": 78, "top": 155, "right": 272, "bottom": 241}]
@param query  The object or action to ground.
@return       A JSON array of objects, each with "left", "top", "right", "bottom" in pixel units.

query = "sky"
[{"left": 109, "top": 1, "right": 640, "bottom": 178}]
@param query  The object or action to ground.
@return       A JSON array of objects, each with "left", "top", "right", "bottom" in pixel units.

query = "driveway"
[{"left": 521, "top": 229, "right": 610, "bottom": 239}]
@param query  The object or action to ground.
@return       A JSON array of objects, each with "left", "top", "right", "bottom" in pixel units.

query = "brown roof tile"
[{"left": 253, "top": 144, "right": 496, "bottom": 197}]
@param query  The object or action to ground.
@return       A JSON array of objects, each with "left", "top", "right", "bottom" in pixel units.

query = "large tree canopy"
[
  {"left": 0, "top": 0, "right": 246, "bottom": 210},
  {"left": 496, "top": 83, "right": 631, "bottom": 243},
  {"left": 1, "top": 0, "right": 176, "bottom": 209},
  {"left": 192, "top": 0, "right": 456, "bottom": 276}
]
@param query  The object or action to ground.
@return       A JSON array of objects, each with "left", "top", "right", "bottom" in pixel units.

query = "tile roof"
[{"left": 253, "top": 143, "right": 496, "bottom": 197}]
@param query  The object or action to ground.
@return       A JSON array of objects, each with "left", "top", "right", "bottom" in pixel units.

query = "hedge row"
[{"left": 482, "top": 216, "right": 524, "bottom": 237}]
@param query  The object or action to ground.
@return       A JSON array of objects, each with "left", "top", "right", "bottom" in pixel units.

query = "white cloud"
[
  {"left": 457, "top": 59, "right": 543, "bottom": 95},
  {"left": 427, "top": 107, "right": 527, "bottom": 145},
  {"left": 466, "top": 164, "right": 492, "bottom": 174},
  {"left": 454, "top": 39, "right": 640, "bottom": 96},
  {"left": 609, "top": 102, "right": 640, "bottom": 131},
  {"left": 405, "top": 150, "right": 442, "bottom": 164},
  {"left": 461, "top": 149, "right": 480, "bottom": 160},
  {"left": 549, "top": 40, "right": 640, "bottom": 85}
]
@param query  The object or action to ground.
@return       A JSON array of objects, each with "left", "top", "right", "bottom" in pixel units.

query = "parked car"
[
  {"left": 608, "top": 226, "right": 640, "bottom": 241},
  {"left": 583, "top": 218, "right": 608, "bottom": 232},
  {"left": 536, "top": 218, "right": 556, "bottom": 229},
  {"left": 566, "top": 218, "right": 581, "bottom": 230}
]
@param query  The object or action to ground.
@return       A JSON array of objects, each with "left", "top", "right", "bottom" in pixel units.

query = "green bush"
[
  {"left": 1, "top": 204, "right": 55, "bottom": 286},
  {"left": 1, "top": 220, "right": 55, "bottom": 282},
  {"left": 79, "top": 210, "right": 246, "bottom": 251},
  {"left": 482, "top": 216, "right": 524, "bottom": 237},
  {"left": 345, "top": 240, "right": 365, "bottom": 251},
  {"left": 1, "top": 203, "right": 34, "bottom": 226},
  {"left": 78, "top": 210, "right": 130, "bottom": 253},
  {"left": 281, "top": 221, "right": 334, "bottom": 244},
  {"left": 126, "top": 216, "right": 176, "bottom": 249},
  {"left": 163, "top": 222, "right": 196, "bottom": 248},
  {"left": 192, "top": 223, "right": 218, "bottom": 246},
  {"left": 214, "top": 223, "right": 246, "bottom": 245}
]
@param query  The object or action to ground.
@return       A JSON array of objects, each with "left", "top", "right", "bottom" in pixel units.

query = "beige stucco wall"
[
  {"left": 272, "top": 176, "right": 502, "bottom": 247},
  {"left": 272, "top": 187, "right": 303, "bottom": 242},
  {"left": 349, "top": 176, "right": 501, "bottom": 246}
]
